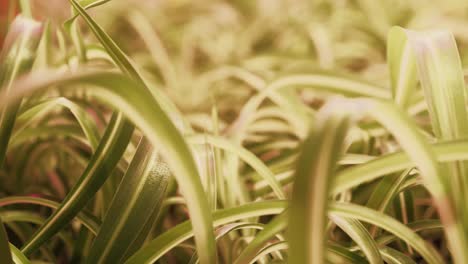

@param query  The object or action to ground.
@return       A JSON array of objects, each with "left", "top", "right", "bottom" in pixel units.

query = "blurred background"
[{"left": 2, "top": 0, "right": 468, "bottom": 106}]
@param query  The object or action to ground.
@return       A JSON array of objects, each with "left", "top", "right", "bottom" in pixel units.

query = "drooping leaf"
[
  {"left": 330, "top": 202, "right": 443, "bottom": 264},
  {"left": 387, "top": 27, "right": 417, "bottom": 109}
]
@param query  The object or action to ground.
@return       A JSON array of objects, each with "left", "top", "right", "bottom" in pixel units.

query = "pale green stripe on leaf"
[
  {"left": 330, "top": 202, "right": 443, "bottom": 264},
  {"left": 67, "top": 0, "right": 215, "bottom": 262},
  {"left": 87, "top": 138, "right": 170, "bottom": 263},
  {"left": 330, "top": 215, "right": 383, "bottom": 264},
  {"left": 387, "top": 27, "right": 417, "bottom": 109},
  {"left": 0, "top": 196, "right": 100, "bottom": 235}
]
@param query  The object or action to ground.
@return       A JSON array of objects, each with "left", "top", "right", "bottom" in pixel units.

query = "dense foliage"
[{"left": 2, "top": 0, "right": 468, "bottom": 263}]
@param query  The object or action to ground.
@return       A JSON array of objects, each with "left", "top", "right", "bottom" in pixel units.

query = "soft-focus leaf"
[
  {"left": 234, "top": 212, "right": 288, "bottom": 264},
  {"left": 0, "top": 217, "right": 13, "bottom": 264},
  {"left": 0, "top": 15, "right": 42, "bottom": 166},
  {"left": 289, "top": 102, "right": 350, "bottom": 264},
  {"left": 9, "top": 243, "right": 30, "bottom": 264}
]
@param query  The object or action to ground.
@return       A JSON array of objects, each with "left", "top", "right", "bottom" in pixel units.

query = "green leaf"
[
  {"left": 380, "top": 247, "right": 417, "bottom": 264},
  {"left": 21, "top": 112, "right": 134, "bottom": 255},
  {"left": 9, "top": 243, "right": 30, "bottom": 264},
  {"left": 288, "top": 103, "right": 351, "bottom": 264},
  {"left": 234, "top": 212, "right": 288, "bottom": 264},
  {"left": 1, "top": 69, "right": 214, "bottom": 262},
  {"left": 326, "top": 243, "right": 367, "bottom": 264},
  {"left": 330, "top": 202, "right": 444, "bottom": 264},
  {"left": 1, "top": 210, "right": 72, "bottom": 251},
  {"left": 387, "top": 27, "right": 417, "bottom": 109},
  {"left": 366, "top": 169, "right": 411, "bottom": 214},
  {"left": 67, "top": 1, "right": 216, "bottom": 262},
  {"left": 0, "top": 196, "right": 100, "bottom": 235},
  {"left": 188, "top": 134, "right": 285, "bottom": 199},
  {"left": 86, "top": 137, "right": 170, "bottom": 263},
  {"left": 229, "top": 73, "right": 387, "bottom": 142},
  {"left": 365, "top": 168, "right": 412, "bottom": 236},
  {"left": 64, "top": 0, "right": 112, "bottom": 27},
  {"left": 400, "top": 26, "right": 468, "bottom": 262},
  {"left": 373, "top": 220, "right": 442, "bottom": 247},
  {"left": 189, "top": 222, "right": 268, "bottom": 264},
  {"left": 18, "top": 0, "right": 33, "bottom": 18},
  {"left": 125, "top": 200, "right": 287, "bottom": 264},
  {"left": 333, "top": 140, "right": 468, "bottom": 194},
  {"left": 403, "top": 27, "right": 468, "bottom": 141},
  {"left": 15, "top": 97, "right": 100, "bottom": 150},
  {"left": 0, "top": 15, "right": 42, "bottom": 167},
  {"left": 0, "top": 217, "right": 13, "bottom": 264},
  {"left": 330, "top": 216, "right": 383, "bottom": 264},
  {"left": 247, "top": 241, "right": 287, "bottom": 264},
  {"left": 348, "top": 99, "right": 463, "bottom": 263},
  {"left": 127, "top": 11, "right": 177, "bottom": 89}
]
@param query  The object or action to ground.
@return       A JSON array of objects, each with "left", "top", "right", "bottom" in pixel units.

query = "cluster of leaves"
[{"left": 2, "top": 0, "right": 468, "bottom": 263}]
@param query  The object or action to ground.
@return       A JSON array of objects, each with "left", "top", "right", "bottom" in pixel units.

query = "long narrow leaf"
[
  {"left": 86, "top": 137, "right": 170, "bottom": 263},
  {"left": 125, "top": 201, "right": 287, "bottom": 264},
  {"left": 330, "top": 215, "right": 383, "bottom": 264},
  {"left": 330, "top": 202, "right": 443, "bottom": 264},
  {"left": 0, "top": 16, "right": 42, "bottom": 166},
  {"left": 289, "top": 103, "right": 351, "bottom": 264},
  {"left": 234, "top": 212, "right": 288, "bottom": 264},
  {"left": 2, "top": 69, "right": 215, "bottom": 262},
  {"left": 66, "top": 1, "right": 216, "bottom": 262},
  {"left": 0, "top": 217, "right": 13, "bottom": 264}
]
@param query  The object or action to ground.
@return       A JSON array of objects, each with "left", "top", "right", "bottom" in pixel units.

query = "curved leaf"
[
  {"left": 66, "top": 1, "right": 215, "bottom": 262},
  {"left": 234, "top": 212, "right": 288, "bottom": 264},
  {"left": 86, "top": 137, "right": 170, "bottom": 263},
  {"left": 289, "top": 102, "right": 351, "bottom": 264},
  {"left": 125, "top": 200, "right": 287, "bottom": 264},
  {"left": 330, "top": 215, "right": 383, "bottom": 264},
  {"left": 0, "top": 196, "right": 100, "bottom": 235},
  {"left": 16, "top": 97, "right": 100, "bottom": 150},
  {"left": 0, "top": 217, "right": 13, "bottom": 264},
  {"left": 330, "top": 202, "right": 443, "bottom": 264},
  {"left": 21, "top": 112, "right": 133, "bottom": 255},
  {"left": 0, "top": 16, "right": 42, "bottom": 166},
  {"left": 1, "top": 68, "right": 214, "bottom": 261},
  {"left": 9, "top": 243, "right": 30, "bottom": 264},
  {"left": 188, "top": 134, "right": 285, "bottom": 199},
  {"left": 387, "top": 25, "right": 417, "bottom": 109}
]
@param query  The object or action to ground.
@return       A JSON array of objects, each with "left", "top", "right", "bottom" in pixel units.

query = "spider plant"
[{"left": 2, "top": 0, "right": 468, "bottom": 263}]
